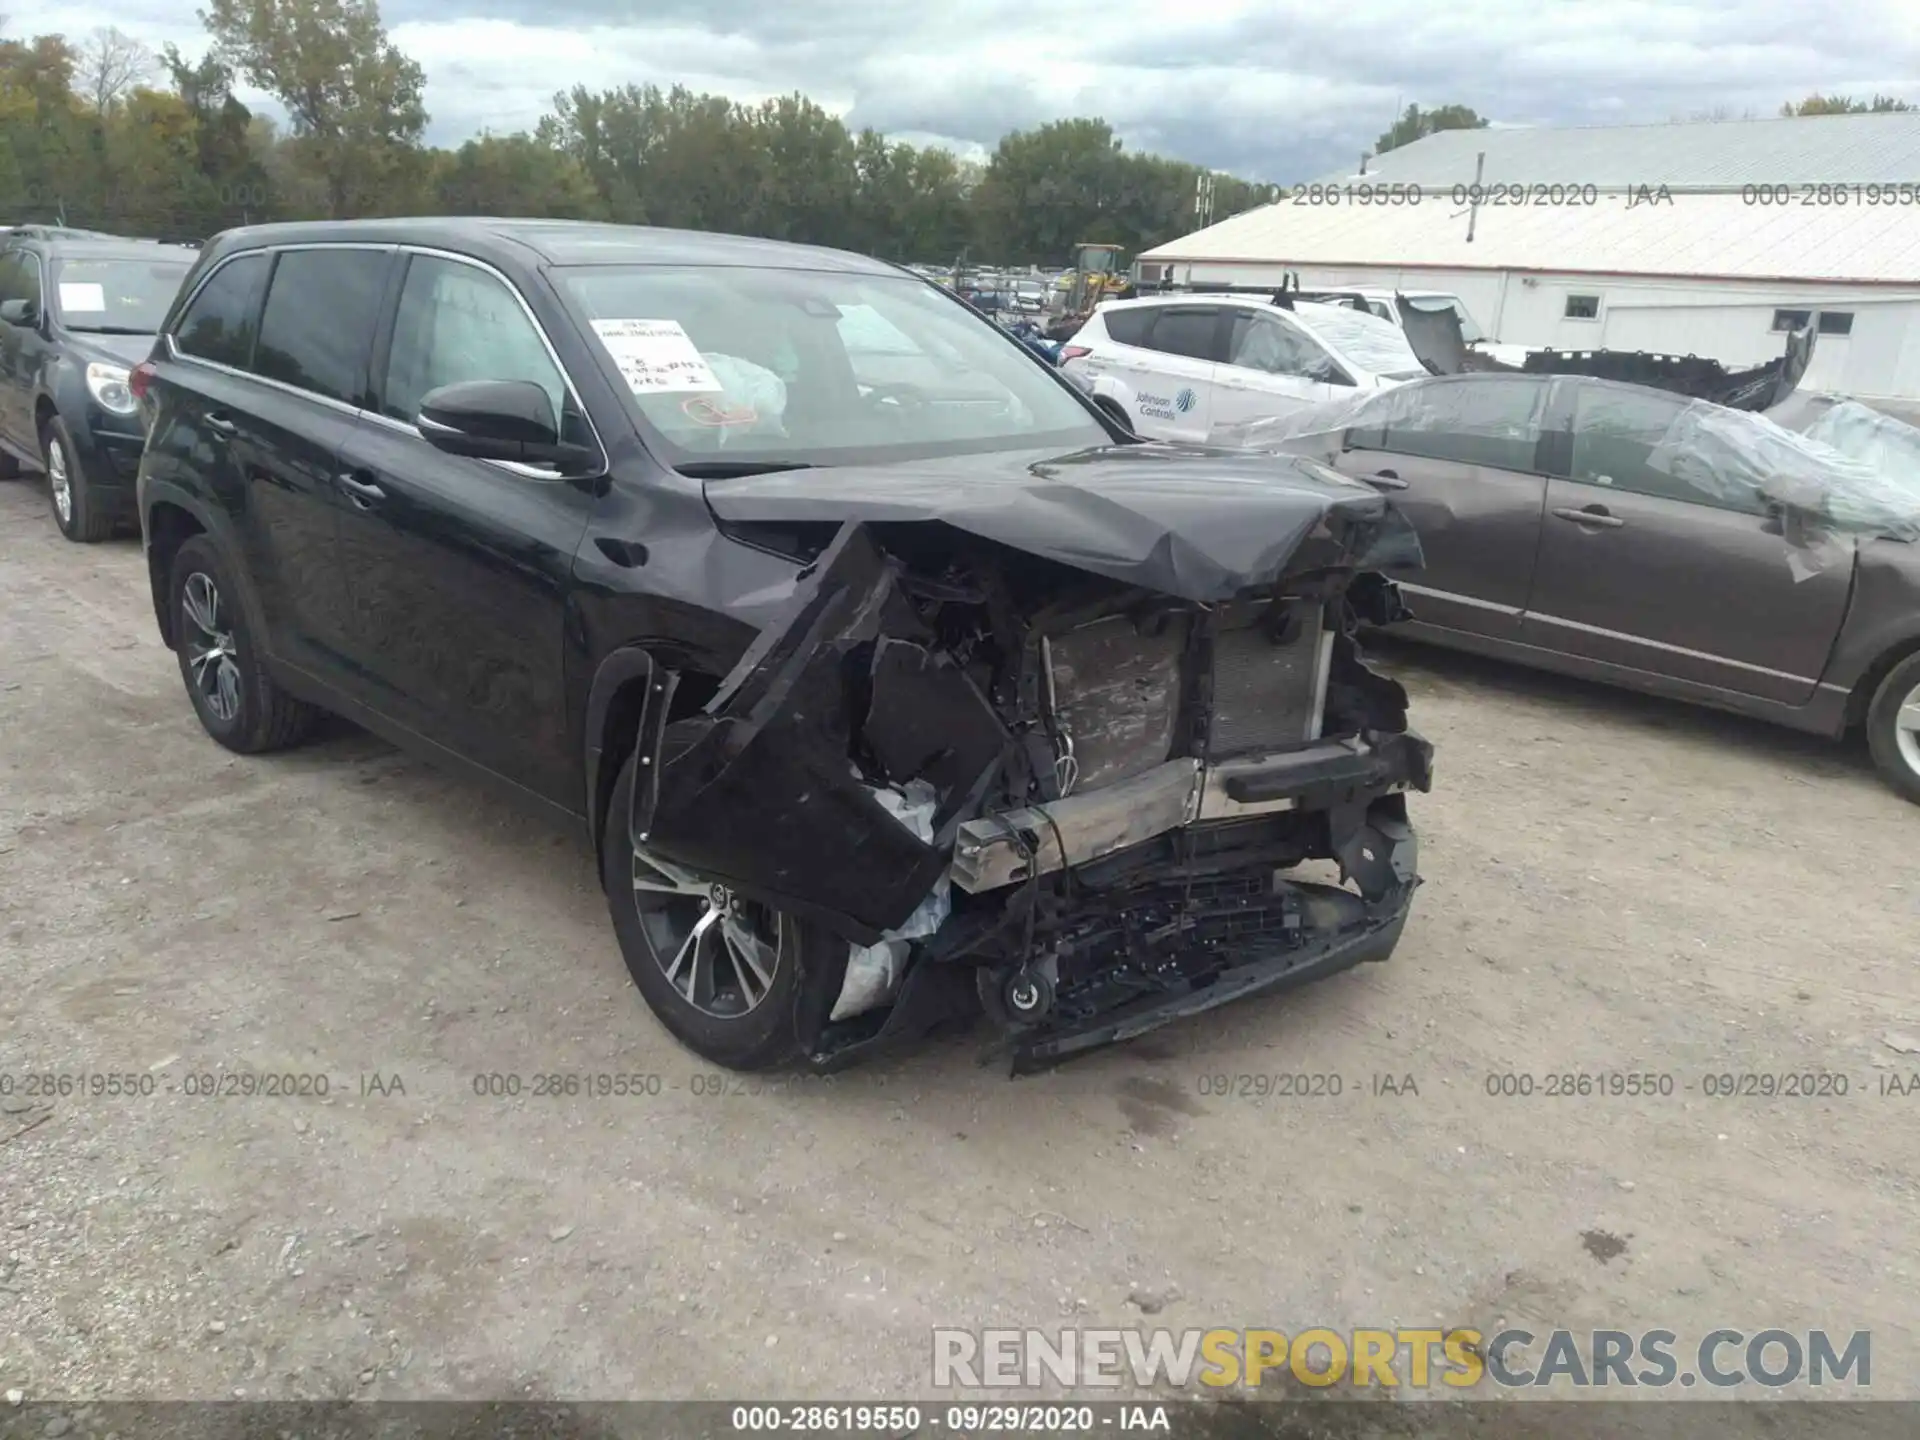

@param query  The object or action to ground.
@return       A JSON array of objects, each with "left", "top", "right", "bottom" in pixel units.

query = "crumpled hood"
[{"left": 702, "top": 442, "right": 1422, "bottom": 601}]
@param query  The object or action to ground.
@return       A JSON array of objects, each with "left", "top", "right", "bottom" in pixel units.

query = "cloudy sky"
[{"left": 16, "top": 0, "right": 1920, "bottom": 181}]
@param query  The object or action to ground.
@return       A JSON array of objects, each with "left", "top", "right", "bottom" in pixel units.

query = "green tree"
[
  {"left": 971, "top": 118, "right": 1134, "bottom": 264},
  {"left": 1780, "top": 94, "right": 1915, "bottom": 116},
  {"left": 1374, "top": 102, "right": 1488, "bottom": 155},
  {"left": 746, "top": 93, "right": 857, "bottom": 246},
  {"left": 198, "top": 0, "right": 427, "bottom": 217},
  {"left": 433, "top": 133, "right": 602, "bottom": 219},
  {"left": 0, "top": 36, "right": 99, "bottom": 224},
  {"left": 161, "top": 44, "right": 276, "bottom": 233}
]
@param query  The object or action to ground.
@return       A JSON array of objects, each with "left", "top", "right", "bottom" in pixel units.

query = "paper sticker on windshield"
[
  {"left": 592, "top": 319, "right": 720, "bottom": 394},
  {"left": 59, "top": 283, "right": 106, "bottom": 312}
]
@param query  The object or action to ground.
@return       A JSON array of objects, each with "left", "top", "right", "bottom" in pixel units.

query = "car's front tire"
[
  {"left": 603, "top": 751, "right": 821, "bottom": 1070},
  {"left": 43, "top": 415, "right": 114, "bottom": 543},
  {"left": 1865, "top": 651, "right": 1920, "bottom": 805},
  {"left": 168, "top": 535, "right": 320, "bottom": 754}
]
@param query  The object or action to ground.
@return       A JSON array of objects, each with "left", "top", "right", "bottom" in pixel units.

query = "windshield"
[
  {"left": 1403, "top": 294, "right": 1485, "bottom": 344},
  {"left": 53, "top": 256, "right": 192, "bottom": 333},
  {"left": 556, "top": 265, "right": 1107, "bottom": 468},
  {"left": 1294, "top": 303, "right": 1428, "bottom": 380}
]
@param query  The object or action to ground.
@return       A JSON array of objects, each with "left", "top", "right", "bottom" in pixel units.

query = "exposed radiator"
[{"left": 1206, "top": 607, "right": 1331, "bottom": 757}]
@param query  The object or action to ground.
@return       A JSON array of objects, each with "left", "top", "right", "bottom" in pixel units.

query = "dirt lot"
[{"left": 2, "top": 473, "right": 1917, "bottom": 1409}]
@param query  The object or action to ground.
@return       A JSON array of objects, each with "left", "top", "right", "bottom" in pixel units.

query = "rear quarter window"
[
  {"left": 173, "top": 253, "right": 271, "bottom": 370},
  {"left": 1101, "top": 308, "right": 1153, "bottom": 346},
  {"left": 1143, "top": 307, "right": 1221, "bottom": 360},
  {"left": 252, "top": 249, "right": 391, "bottom": 405}
]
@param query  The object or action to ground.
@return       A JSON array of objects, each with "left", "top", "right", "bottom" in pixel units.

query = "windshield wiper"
[
  {"left": 65, "top": 325, "right": 155, "bottom": 336},
  {"left": 675, "top": 460, "right": 817, "bottom": 479}
]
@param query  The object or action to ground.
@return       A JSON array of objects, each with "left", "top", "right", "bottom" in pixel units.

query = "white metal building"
[{"left": 1138, "top": 114, "right": 1920, "bottom": 400}]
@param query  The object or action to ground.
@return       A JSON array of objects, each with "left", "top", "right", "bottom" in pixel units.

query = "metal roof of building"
[
  {"left": 1311, "top": 112, "right": 1920, "bottom": 189},
  {"left": 1138, "top": 191, "right": 1920, "bottom": 284}
]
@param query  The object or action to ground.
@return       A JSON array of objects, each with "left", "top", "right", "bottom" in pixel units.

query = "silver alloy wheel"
[
  {"left": 1897, "top": 678, "right": 1920, "bottom": 781},
  {"left": 181, "top": 571, "right": 243, "bottom": 724},
  {"left": 47, "top": 436, "right": 71, "bottom": 525},
  {"left": 632, "top": 852, "right": 782, "bottom": 1018}
]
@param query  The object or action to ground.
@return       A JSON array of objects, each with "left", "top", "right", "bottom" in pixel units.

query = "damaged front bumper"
[
  {"left": 948, "top": 732, "right": 1429, "bottom": 892},
  {"left": 628, "top": 518, "right": 1433, "bottom": 1071}
]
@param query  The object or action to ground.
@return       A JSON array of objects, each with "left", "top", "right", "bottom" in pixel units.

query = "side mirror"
[
  {"left": 0, "top": 298, "right": 36, "bottom": 327},
  {"left": 416, "top": 379, "right": 580, "bottom": 467}
]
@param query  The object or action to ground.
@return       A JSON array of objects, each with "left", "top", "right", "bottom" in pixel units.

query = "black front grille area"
[
  {"left": 1048, "top": 871, "right": 1308, "bottom": 1021},
  {"left": 1206, "top": 606, "right": 1327, "bottom": 757}
]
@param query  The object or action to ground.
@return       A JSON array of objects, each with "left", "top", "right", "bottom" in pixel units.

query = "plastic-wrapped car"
[{"left": 1210, "top": 375, "right": 1920, "bottom": 803}]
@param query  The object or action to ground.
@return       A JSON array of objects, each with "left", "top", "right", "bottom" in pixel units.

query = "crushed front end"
[{"left": 631, "top": 511, "right": 1432, "bottom": 1073}]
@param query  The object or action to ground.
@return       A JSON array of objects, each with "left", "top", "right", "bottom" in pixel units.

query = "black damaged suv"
[{"left": 134, "top": 218, "right": 1433, "bottom": 1073}]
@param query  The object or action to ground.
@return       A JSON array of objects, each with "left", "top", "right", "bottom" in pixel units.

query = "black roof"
[{"left": 198, "top": 216, "right": 901, "bottom": 275}]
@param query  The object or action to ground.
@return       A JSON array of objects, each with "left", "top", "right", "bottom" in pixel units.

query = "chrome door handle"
[{"left": 1552, "top": 505, "right": 1623, "bottom": 528}]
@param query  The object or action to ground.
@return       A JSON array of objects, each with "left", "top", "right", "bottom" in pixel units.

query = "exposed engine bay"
[{"left": 623, "top": 514, "right": 1433, "bottom": 1074}]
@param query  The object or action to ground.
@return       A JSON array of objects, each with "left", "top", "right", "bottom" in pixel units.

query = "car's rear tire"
[
  {"left": 1865, "top": 651, "right": 1920, "bottom": 805},
  {"left": 169, "top": 535, "right": 320, "bottom": 754},
  {"left": 602, "top": 750, "right": 817, "bottom": 1071},
  {"left": 43, "top": 415, "right": 113, "bottom": 543}
]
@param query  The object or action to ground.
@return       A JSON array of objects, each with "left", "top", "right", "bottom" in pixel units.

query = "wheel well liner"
[
  {"left": 1849, "top": 634, "right": 1920, "bottom": 730},
  {"left": 145, "top": 502, "right": 207, "bottom": 650},
  {"left": 584, "top": 647, "right": 719, "bottom": 872}
]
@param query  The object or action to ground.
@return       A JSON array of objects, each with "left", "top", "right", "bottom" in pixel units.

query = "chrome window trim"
[
  {"left": 374, "top": 244, "right": 608, "bottom": 480},
  {"left": 161, "top": 240, "right": 608, "bottom": 483}
]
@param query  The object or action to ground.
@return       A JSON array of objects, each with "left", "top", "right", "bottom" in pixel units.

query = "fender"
[
  {"left": 582, "top": 644, "right": 658, "bottom": 861},
  {"left": 1820, "top": 541, "right": 1920, "bottom": 730},
  {"left": 1084, "top": 373, "right": 1134, "bottom": 415},
  {"left": 139, "top": 478, "right": 273, "bottom": 661}
]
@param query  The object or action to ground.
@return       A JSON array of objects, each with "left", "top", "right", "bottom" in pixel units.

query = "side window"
[
  {"left": 1347, "top": 378, "right": 1548, "bottom": 472},
  {"left": 1143, "top": 307, "right": 1220, "bottom": 360},
  {"left": 380, "top": 254, "right": 569, "bottom": 434},
  {"left": 253, "top": 249, "right": 390, "bottom": 405},
  {"left": 1568, "top": 385, "right": 1737, "bottom": 507},
  {"left": 0, "top": 250, "right": 42, "bottom": 308},
  {"left": 0, "top": 252, "right": 28, "bottom": 306},
  {"left": 1101, "top": 308, "right": 1153, "bottom": 347},
  {"left": 173, "top": 253, "right": 270, "bottom": 369},
  {"left": 1227, "top": 313, "right": 1344, "bottom": 382}
]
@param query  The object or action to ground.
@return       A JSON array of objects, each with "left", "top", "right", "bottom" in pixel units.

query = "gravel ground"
[{"left": 2, "top": 473, "right": 1917, "bottom": 1414}]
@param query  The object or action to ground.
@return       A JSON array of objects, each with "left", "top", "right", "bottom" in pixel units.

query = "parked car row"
[{"left": 7, "top": 215, "right": 1433, "bottom": 1074}]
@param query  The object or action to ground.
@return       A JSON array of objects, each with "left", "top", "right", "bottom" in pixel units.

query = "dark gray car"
[{"left": 1214, "top": 373, "right": 1920, "bottom": 803}]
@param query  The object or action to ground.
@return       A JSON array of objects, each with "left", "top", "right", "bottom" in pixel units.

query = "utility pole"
[{"left": 1464, "top": 151, "right": 1485, "bottom": 243}]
